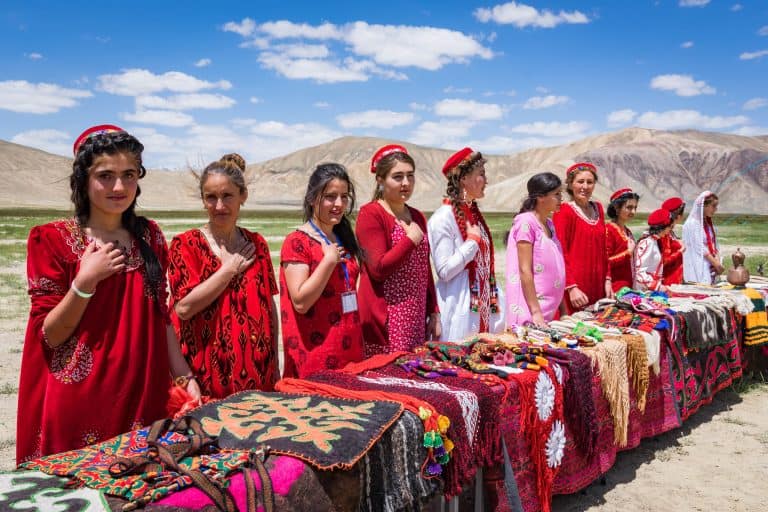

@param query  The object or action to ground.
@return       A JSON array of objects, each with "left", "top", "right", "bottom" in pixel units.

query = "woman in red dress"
[
  {"left": 168, "top": 154, "right": 279, "bottom": 398},
  {"left": 605, "top": 187, "right": 640, "bottom": 292},
  {"left": 280, "top": 163, "right": 364, "bottom": 378},
  {"left": 552, "top": 162, "right": 613, "bottom": 312},
  {"left": 356, "top": 145, "right": 440, "bottom": 356},
  {"left": 17, "top": 125, "right": 199, "bottom": 464},
  {"left": 660, "top": 197, "right": 686, "bottom": 285}
]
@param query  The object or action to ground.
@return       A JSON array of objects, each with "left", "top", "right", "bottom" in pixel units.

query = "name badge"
[{"left": 341, "top": 291, "right": 358, "bottom": 313}]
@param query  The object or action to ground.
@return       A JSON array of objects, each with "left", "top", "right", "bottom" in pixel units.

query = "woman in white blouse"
[{"left": 427, "top": 147, "right": 505, "bottom": 340}]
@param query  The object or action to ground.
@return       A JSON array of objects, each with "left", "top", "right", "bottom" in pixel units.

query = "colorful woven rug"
[
  {"left": 188, "top": 391, "right": 404, "bottom": 470},
  {"left": 0, "top": 471, "right": 109, "bottom": 511},
  {"left": 742, "top": 287, "right": 768, "bottom": 346},
  {"left": 20, "top": 426, "right": 251, "bottom": 506}
]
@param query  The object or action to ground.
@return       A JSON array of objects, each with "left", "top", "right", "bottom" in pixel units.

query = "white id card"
[{"left": 341, "top": 291, "right": 358, "bottom": 313}]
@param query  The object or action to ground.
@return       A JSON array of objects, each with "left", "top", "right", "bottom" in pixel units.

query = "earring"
[
  {"left": 377, "top": 184, "right": 383, "bottom": 193},
  {"left": 462, "top": 188, "right": 468, "bottom": 202}
]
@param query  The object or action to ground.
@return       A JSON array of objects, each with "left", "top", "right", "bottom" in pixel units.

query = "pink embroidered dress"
[{"left": 505, "top": 212, "right": 566, "bottom": 326}]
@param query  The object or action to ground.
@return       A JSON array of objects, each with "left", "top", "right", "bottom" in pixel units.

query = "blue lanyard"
[{"left": 308, "top": 220, "right": 352, "bottom": 290}]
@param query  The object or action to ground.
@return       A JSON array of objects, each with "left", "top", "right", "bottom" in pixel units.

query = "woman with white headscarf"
[{"left": 682, "top": 191, "right": 724, "bottom": 284}]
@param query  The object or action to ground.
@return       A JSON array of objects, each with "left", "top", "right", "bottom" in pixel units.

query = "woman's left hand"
[
  {"left": 186, "top": 378, "right": 202, "bottom": 402},
  {"left": 427, "top": 313, "right": 441, "bottom": 340}
]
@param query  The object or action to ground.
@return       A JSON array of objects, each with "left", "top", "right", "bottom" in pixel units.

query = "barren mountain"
[{"left": 1, "top": 128, "right": 767, "bottom": 214}]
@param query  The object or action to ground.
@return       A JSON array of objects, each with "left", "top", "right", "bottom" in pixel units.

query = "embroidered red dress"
[
  {"left": 17, "top": 219, "right": 171, "bottom": 464},
  {"left": 605, "top": 222, "right": 635, "bottom": 292},
  {"left": 356, "top": 202, "right": 439, "bottom": 356},
  {"left": 552, "top": 201, "right": 610, "bottom": 312},
  {"left": 279, "top": 231, "right": 364, "bottom": 378},
  {"left": 168, "top": 228, "right": 279, "bottom": 398},
  {"left": 660, "top": 232, "right": 684, "bottom": 285}
]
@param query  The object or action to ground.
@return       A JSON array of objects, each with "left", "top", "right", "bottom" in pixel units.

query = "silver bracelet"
[{"left": 71, "top": 280, "right": 95, "bottom": 299}]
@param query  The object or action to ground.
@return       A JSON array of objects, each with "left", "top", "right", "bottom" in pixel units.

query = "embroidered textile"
[
  {"left": 0, "top": 471, "right": 109, "bottom": 511},
  {"left": 188, "top": 391, "right": 403, "bottom": 470}
]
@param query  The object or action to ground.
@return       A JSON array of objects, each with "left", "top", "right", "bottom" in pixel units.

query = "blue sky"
[{"left": 1, "top": 0, "right": 767, "bottom": 169}]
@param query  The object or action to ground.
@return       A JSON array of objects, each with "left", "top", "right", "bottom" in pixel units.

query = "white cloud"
[
  {"left": 681, "top": 41, "right": 694, "bottom": 48},
  {"left": 25, "top": 52, "right": 43, "bottom": 60},
  {"left": 258, "top": 52, "right": 370, "bottom": 83},
  {"left": 314, "top": 101, "right": 330, "bottom": 108},
  {"left": 731, "top": 4, "right": 743, "bottom": 11},
  {"left": 98, "top": 69, "right": 232, "bottom": 96},
  {"left": 222, "top": 18, "right": 257, "bottom": 37},
  {"left": 336, "top": 110, "right": 415, "bottom": 129},
  {"left": 0, "top": 80, "right": 92, "bottom": 114},
  {"left": 121, "top": 109, "right": 195, "bottom": 127},
  {"left": 194, "top": 58, "right": 212, "bottom": 67},
  {"left": 508, "top": 120, "right": 590, "bottom": 137},
  {"left": 740, "top": 49, "right": 768, "bottom": 60},
  {"left": 650, "top": 74, "right": 715, "bottom": 96},
  {"left": 11, "top": 129, "right": 70, "bottom": 156},
  {"left": 743, "top": 98, "right": 768, "bottom": 110},
  {"left": 434, "top": 99, "right": 503, "bottom": 120},
  {"left": 466, "top": 134, "right": 578, "bottom": 154},
  {"left": 758, "top": 26, "right": 768, "bottom": 36},
  {"left": 258, "top": 20, "right": 343, "bottom": 40},
  {"left": 474, "top": 2, "right": 590, "bottom": 28},
  {"left": 410, "top": 120, "right": 475, "bottom": 148},
  {"left": 443, "top": 86, "right": 472, "bottom": 94},
  {"left": 250, "top": 97, "right": 262, "bottom": 104},
  {"left": 637, "top": 110, "right": 749, "bottom": 130},
  {"left": 135, "top": 93, "right": 235, "bottom": 110},
  {"left": 345, "top": 22, "right": 493, "bottom": 70},
  {"left": 607, "top": 109, "right": 638, "bottom": 127},
  {"left": 225, "top": 19, "right": 493, "bottom": 82},
  {"left": 409, "top": 102, "right": 428, "bottom": 111},
  {"left": 273, "top": 43, "right": 330, "bottom": 59},
  {"left": 679, "top": 0, "right": 710, "bottom": 7},
  {"left": 535, "top": 86, "right": 549, "bottom": 94},
  {"left": 523, "top": 95, "right": 569, "bottom": 110},
  {"left": 731, "top": 126, "right": 768, "bottom": 136}
]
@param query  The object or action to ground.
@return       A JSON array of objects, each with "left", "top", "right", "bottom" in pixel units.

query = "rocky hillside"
[{"left": 1, "top": 128, "right": 767, "bottom": 213}]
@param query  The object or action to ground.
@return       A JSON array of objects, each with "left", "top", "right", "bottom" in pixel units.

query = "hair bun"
[{"left": 220, "top": 153, "right": 246, "bottom": 172}]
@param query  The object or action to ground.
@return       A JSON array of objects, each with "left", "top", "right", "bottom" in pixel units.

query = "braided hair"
[
  {"left": 444, "top": 151, "right": 488, "bottom": 242},
  {"left": 70, "top": 131, "right": 163, "bottom": 301}
]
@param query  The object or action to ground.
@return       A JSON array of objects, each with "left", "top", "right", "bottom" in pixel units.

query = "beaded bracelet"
[
  {"left": 70, "top": 280, "right": 95, "bottom": 299},
  {"left": 174, "top": 373, "right": 197, "bottom": 388}
]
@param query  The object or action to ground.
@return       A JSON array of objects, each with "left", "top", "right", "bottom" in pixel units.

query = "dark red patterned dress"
[
  {"left": 168, "top": 228, "right": 279, "bottom": 398},
  {"left": 279, "top": 230, "right": 364, "bottom": 378},
  {"left": 17, "top": 219, "right": 171, "bottom": 464}
]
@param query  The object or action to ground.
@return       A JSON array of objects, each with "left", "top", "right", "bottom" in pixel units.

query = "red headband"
[
  {"left": 610, "top": 188, "right": 633, "bottom": 202},
  {"left": 442, "top": 147, "right": 474, "bottom": 176},
  {"left": 371, "top": 144, "right": 408, "bottom": 173},
  {"left": 73, "top": 124, "right": 125, "bottom": 156},
  {"left": 647, "top": 208, "right": 672, "bottom": 227},
  {"left": 566, "top": 162, "right": 597, "bottom": 178},
  {"left": 662, "top": 197, "right": 684, "bottom": 212}
]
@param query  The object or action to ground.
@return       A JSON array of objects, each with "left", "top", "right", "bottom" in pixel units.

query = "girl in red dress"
[
  {"left": 552, "top": 162, "right": 613, "bottom": 312},
  {"left": 168, "top": 154, "right": 279, "bottom": 398},
  {"left": 605, "top": 188, "right": 640, "bottom": 293},
  {"left": 660, "top": 197, "right": 686, "bottom": 285},
  {"left": 356, "top": 145, "right": 440, "bottom": 356},
  {"left": 17, "top": 125, "right": 199, "bottom": 465},
  {"left": 280, "top": 163, "right": 364, "bottom": 378}
]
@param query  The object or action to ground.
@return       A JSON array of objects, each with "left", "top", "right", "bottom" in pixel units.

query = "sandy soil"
[{"left": 1, "top": 268, "right": 767, "bottom": 511}]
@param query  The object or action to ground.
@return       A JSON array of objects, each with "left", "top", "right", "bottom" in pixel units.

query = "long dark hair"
[
  {"left": 606, "top": 191, "right": 641, "bottom": 221},
  {"left": 303, "top": 163, "right": 361, "bottom": 260},
  {"left": 519, "top": 172, "right": 562, "bottom": 213},
  {"left": 70, "top": 131, "right": 163, "bottom": 301}
]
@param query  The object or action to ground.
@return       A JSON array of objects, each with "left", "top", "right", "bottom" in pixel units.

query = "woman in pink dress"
[
  {"left": 506, "top": 172, "right": 567, "bottom": 327},
  {"left": 356, "top": 144, "right": 440, "bottom": 356}
]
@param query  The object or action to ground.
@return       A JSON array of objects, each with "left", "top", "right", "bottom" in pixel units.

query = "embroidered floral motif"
[
  {"left": 546, "top": 420, "right": 566, "bottom": 468},
  {"left": 552, "top": 363, "right": 563, "bottom": 385},
  {"left": 508, "top": 274, "right": 520, "bottom": 284},
  {"left": 534, "top": 263, "right": 544, "bottom": 273},
  {"left": 534, "top": 371, "right": 555, "bottom": 422},
  {"left": 49, "top": 336, "right": 93, "bottom": 384},
  {"left": 554, "top": 278, "right": 562, "bottom": 289},
  {"left": 28, "top": 276, "right": 67, "bottom": 296},
  {"left": 81, "top": 428, "right": 103, "bottom": 448}
]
